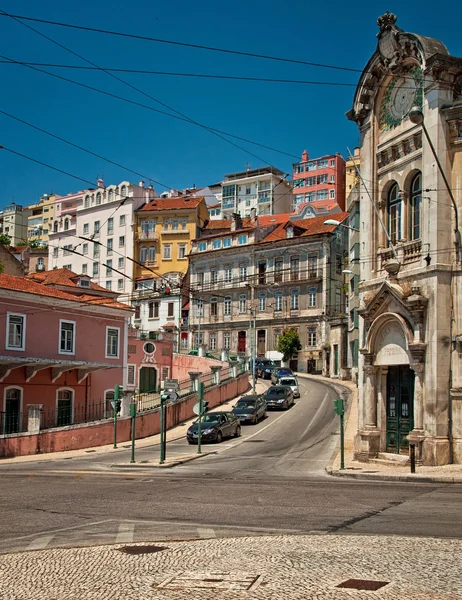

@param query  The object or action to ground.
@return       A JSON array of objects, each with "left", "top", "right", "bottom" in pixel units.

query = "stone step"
[{"left": 370, "top": 452, "right": 410, "bottom": 466}]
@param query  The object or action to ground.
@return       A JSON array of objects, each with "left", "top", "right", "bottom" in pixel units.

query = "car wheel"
[
  {"left": 216, "top": 431, "right": 223, "bottom": 443},
  {"left": 235, "top": 425, "right": 241, "bottom": 438},
  {"left": 252, "top": 416, "right": 258, "bottom": 425}
]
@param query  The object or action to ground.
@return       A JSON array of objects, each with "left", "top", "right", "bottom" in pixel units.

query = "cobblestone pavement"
[{"left": 1, "top": 534, "right": 461, "bottom": 599}]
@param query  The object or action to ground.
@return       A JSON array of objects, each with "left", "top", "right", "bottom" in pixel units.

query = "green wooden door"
[
  {"left": 139, "top": 367, "right": 157, "bottom": 393},
  {"left": 386, "top": 366, "right": 414, "bottom": 453}
]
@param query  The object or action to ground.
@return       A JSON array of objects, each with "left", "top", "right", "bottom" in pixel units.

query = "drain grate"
[
  {"left": 336, "top": 579, "right": 389, "bottom": 591},
  {"left": 156, "top": 572, "right": 263, "bottom": 591},
  {"left": 119, "top": 545, "right": 168, "bottom": 555}
]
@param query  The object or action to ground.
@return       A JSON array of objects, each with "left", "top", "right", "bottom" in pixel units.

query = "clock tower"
[{"left": 346, "top": 14, "right": 462, "bottom": 466}]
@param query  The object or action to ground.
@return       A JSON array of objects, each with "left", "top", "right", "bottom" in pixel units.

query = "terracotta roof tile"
[
  {"left": 139, "top": 196, "right": 203, "bottom": 211},
  {"left": 0, "top": 272, "right": 128, "bottom": 310},
  {"left": 26, "top": 268, "right": 109, "bottom": 293}
]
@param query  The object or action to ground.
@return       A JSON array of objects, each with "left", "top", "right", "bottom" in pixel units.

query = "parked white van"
[{"left": 278, "top": 376, "right": 300, "bottom": 398}]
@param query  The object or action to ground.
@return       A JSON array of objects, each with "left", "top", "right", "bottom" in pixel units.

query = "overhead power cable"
[
  {"left": 0, "top": 107, "right": 172, "bottom": 191},
  {"left": 0, "top": 12, "right": 279, "bottom": 165},
  {"left": 0, "top": 55, "right": 298, "bottom": 160},
  {"left": 0, "top": 60, "right": 435, "bottom": 91},
  {"left": 0, "top": 12, "right": 364, "bottom": 74}
]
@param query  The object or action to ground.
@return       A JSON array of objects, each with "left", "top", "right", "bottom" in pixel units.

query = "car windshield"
[
  {"left": 267, "top": 387, "right": 285, "bottom": 397},
  {"left": 200, "top": 414, "right": 222, "bottom": 424},
  {"left": 261, "top": 361, "right": 274, "bottom": 367},
  {"left": 235, "top": 400, "right": 256, "bottom": 409},
  {"left": 280, "top": 378, "right": 296, "bottom": 386}
]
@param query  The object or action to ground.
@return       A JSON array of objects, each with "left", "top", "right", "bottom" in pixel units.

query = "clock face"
[
  {"left": 379, "top": 68, "right": 423, "bottom": 134},
  {"left": 390, "top": 77, "right": 417, "bottom": 120}
]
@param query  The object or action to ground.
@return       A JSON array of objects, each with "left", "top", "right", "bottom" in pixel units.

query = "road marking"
[
  {"left": 0, "top": 520, "right": 114, "bottom": 544},
  {"left": 26, "top": 535, "right": 54, "bottom": 550},
  {"left": 115, "top": 523, "right": 135, "bottom": 543},
  {"left": 197, "top": 528, "right": 216, "bottom": 538}
]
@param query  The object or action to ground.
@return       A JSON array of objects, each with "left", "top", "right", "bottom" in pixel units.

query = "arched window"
[
  {"left": 148, "top": 245, "right": 155, "bottom": 262},
  {"left": 210, "top": 297, "right": 218, "bottom": 317},
  {"left": 4, "top": 387, "right": 22, "bottom": 434},
  {"left": 274, "top": 291, "right": 283, "bottom": 312},
  {"left": 108, "top": 189, "right": 114, "bottom": 202},
  {"left": 239, "top": 294, "right": 247, "bottom": 313},
  {"left": 63, "top": 218, "right": 69, "bottom": 231},
  {"left": 56, "top": 389, "right": 73, "bottom": 426},
  {"left": 121, "top": 185, "right": 127, "bottom": 197},
  {"left": 140, "top": 245, "right": 147, "bottom": 263},
  {"left": 96, "top": 192, "right": 102, "bottom": 205},
  {"left": 84, "top": 195, "right": 90, "bottom": 208},
  {"left": 53, "top": 221, "right": 58, "bottom": 233},
  {"left": 410, "top": 172, "right": 421, "bottom": 241},
  {"left": 388, "top": 182, "right": 402, "bottom": 244}
]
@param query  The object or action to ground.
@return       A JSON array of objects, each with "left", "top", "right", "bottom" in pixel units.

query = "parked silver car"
[{"left": 278, "top": 376, "right": 300, "bottom": 398}]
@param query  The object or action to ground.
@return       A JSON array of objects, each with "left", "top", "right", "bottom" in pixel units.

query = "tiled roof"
[
  {"left": 78, "top": 295, "right": 131, "bottom": 310},
  {"left": 204, "top": 213, "right": 294, "bottom": 230},
  {"left": 11, "top": 245, "right": 28, "bottom": 253},
  {"left": 259, "top": 213, "right": 350, "bottom": 243},
  {"left": 0, "top": 273, "right": 130, "bottom": 310},
  {"left": 139, "top": 196, "right": 203, "bottom": 211},
  {"left": 26, "top": 268, "right": 109, "bottom": 293}
]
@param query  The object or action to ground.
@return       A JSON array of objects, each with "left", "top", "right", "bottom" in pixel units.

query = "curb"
[
  {"left": 111, "top": 451, "right": 213, "bottom": 469},
  {"left": 327, "top": 468, "right": 462, "bottom": 484}
]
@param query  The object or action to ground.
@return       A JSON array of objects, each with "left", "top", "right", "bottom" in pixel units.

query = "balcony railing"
[{"left": 138, "top": 231, "right": 159, "bottom": 241}]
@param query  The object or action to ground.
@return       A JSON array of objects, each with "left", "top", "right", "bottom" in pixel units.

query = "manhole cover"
[
  {"left": 336, "top": 579, "right": 389, "bottom": 591},
  {"left": 119, "top": 545, "right": 167, "bottom": 555},
  {"left": 156, "top": 572, "right": 263, "bottom": 591}
]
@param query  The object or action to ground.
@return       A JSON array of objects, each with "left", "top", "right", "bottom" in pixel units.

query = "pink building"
[
  {"left": 0, "top": 270, "right": 131, "bottom": 433},
  {"left": 292, "top": 150, "right": 346, "bottom": 213}
]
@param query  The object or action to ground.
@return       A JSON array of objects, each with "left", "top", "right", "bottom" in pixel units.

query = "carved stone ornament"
[{"left": 377, "top": 13, "right": 400, "bottom": 61}]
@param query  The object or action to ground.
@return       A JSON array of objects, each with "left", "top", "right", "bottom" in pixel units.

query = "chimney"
[
  {"left": 301, "top": 150, "right": 309, "bottom": 163},
  {"left": 97, "top": 178, "right": 104, "bottom": 188},
  {"left": 139, "top": 180, "right": 145, "bottom": 188},
  {"left": 148, "top": 184, "right": 153, "bottom": 190},
  {"left": 231, "top": 212, "right": 242, "bottom": 231},
  {"left": 250, "top": 207, "right": 257, "bottom": 225}
]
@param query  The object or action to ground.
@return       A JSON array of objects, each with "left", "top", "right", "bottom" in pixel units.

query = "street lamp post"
[
  {"left": 323, "top": 219, "right": 359, "bottom": 233},
  {"left": 409, "top": 106, "right": 461, "bottom": 257}
]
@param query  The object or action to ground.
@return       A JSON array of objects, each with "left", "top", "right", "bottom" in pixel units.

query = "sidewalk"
[
  {"left": 0, "top": 379, "right": 268, "bottom": 468},
  {"left": 296, "top": 372, "right": 462, "bottom": 484},
  {"left": 1, "top": 533, "right": 460, "bottom": 599}
]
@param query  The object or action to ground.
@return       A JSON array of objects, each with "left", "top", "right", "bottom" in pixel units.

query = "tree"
[
  {"left": 0, "top": 234, "right": 11, "bottom": 246},
  {"left": 276, "top": 328, "right": 302, "bottom": 362}
]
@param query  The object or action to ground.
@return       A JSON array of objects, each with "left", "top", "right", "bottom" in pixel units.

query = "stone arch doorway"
[{"left": 362, "top": 313, "right": 422, "bottom": 456}]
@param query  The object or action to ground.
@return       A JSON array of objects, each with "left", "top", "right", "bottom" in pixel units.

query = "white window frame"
[
  {"left": 59, "top": 320, "right": 76, "bottom": 355},
  {"left": 105, "top": 326, "right": 120, "bottom": 359},
  {"left": 6, "top": 312, "right": 26, "bottom": 351},
  {"left": 308, "top": 287, "right": 317, "bottom": 308},
  {"left": 163, "top": 244, "right": 172, "bottom": 259},
  {"left": 178, "top": 244, "right": 187, "bottom": 259}
]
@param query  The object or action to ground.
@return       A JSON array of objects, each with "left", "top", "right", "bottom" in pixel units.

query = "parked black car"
[
  {"left": 186, "top": 412, "right": 241, "bottom": 444},
  {"left": 232, "top": 394, "right": 267, "bottom": 424},
  {"left": 264, "top": 385, "right": 295, "bottom": 410},
  {"left": 271, "top": 368, "right": 294, "bottom": 384},
  {"left": 257, "top": 359, "right": 276, "bottom": 379}
]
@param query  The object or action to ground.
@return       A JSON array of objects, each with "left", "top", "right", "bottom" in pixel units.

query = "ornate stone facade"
[{"left": 347, "top": 14, "right": 462, "bottom": 465}]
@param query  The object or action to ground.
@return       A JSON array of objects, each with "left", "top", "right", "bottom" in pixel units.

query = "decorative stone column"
[
  {"left": 189, "top": 372, "right": 201, "bottom": 393},
  {"left": 211, "top": 366, "right": 222, "bottom": 385},
  {"left": 377, "top": 367, "right": 388, "bottom": 431},
  {"left": 27, "top": 404, "right": 43, "bottom": 434},
  {"left": 408, "top": 363, "right": 426, "bottom": 463},
  {"left": 120, "top": 391, "right": 135, "bottom": 418},
  {"left": 198, "top": 345, "right": 205, "bottom": 358},
  {"left": 364, "top": 365, "right": 378, "bottom": 428},
  {"left": 221, "top": 349, "right": 229, "bottom": 362}
]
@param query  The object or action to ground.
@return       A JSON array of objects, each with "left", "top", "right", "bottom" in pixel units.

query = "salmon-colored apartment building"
[{"left": 292, "top": 150, "right": 346, "bottom": 213}]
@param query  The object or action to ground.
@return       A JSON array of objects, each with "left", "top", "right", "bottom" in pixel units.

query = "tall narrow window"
[
  {"left": 60, "top": 321, "right": 75, "bottom": 354},
  {"left": 388, "top": 183, "right": 402, "bottom": 244},
  {"left": 239, "top": 294, "right": 247, "bottom": 313},
  {"left": 274, "top": 257, "right": 283, "bottom": 282},
  {"left": 308, "top": 287, "right": 317, "bottom": 308},
  {"left": 410, "top": 172, "right": 421, "bottom": 240},
  {"left": 290, "top": 255, "right": 299, "bottom": 281},
  {"left": 7, "top": 313, "right": 25, "bottom": 350},
  {"left": 140, "top": 246, "right": 147, "bottom": 263},
  {"left": 259, "top": 292, "right": 266, "bottom": 312},
  {"left": 148, "top": 245, "right": 156, "bottom": 262},
  {"left": 274, "top": 291, "right": 282, "bottom": 312},
  {"left": 106, "top": 327, "right": 120, "bottom": 358},
  {"left": 290, "top": 289, "right": 299, "bottom": 310},
  {"left": 210, "top": 298, "right": 218, "bottom": 317},
  {"left": 225, "top": 265, "right": 232, "bottom": 283},
  {"left": 224, "top": 297, "right": 231, "bottom": 316}
]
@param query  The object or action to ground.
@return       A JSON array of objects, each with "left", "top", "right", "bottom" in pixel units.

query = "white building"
[
  {"left": 220, "top": 166, "right": 292, "bottom": 218},
  {"left": 48, "top": 179, "right": 157, "bottom": 302},
  {"left": 0, "top": 203, "right": 31, "bottom": 246}
]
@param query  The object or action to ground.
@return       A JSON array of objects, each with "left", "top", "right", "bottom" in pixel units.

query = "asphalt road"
[{"left": 1, "top": 377, "right": 461, "bottom": 554}]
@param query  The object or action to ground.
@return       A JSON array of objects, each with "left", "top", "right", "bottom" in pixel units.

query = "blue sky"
[{"left": 0, "top": 0, "right": 461, "bottom": 206}]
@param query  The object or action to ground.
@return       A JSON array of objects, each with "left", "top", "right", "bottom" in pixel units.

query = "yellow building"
[
  {"left": 132, "top": 195, "right": 209, "bottom": 338},
  {"left": 345, "top": 147, "right": 361, "bottom": 194},
  {"left": 27, "top": 193, "right": 57, "bottom": 246}
]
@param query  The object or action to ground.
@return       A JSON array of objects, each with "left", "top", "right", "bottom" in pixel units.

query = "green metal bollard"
[
  {"left": 113, "top": 384, "right": 123, "bottom": 449},
  {"left": 333, "top": 398, "right": 345, "bottom": 470},
  {"left": 129, "top": 402, "right": 137, "bottom": 464},
  {"left": 197, "top": 382, "right": 205, "bottom": 455}
]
